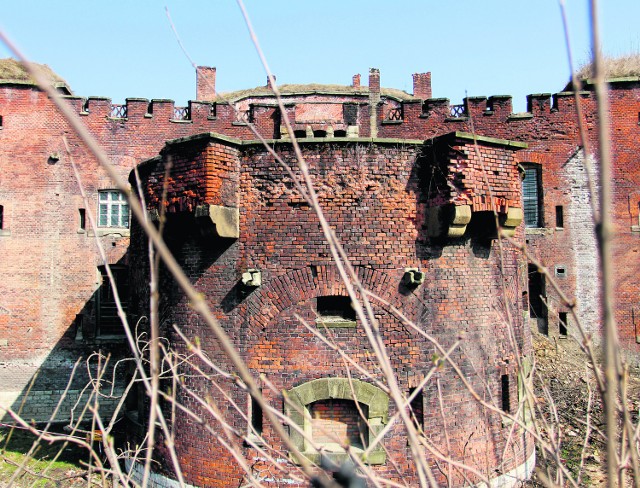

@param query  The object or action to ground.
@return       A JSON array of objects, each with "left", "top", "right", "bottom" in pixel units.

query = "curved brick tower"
[{"left": 129, "top": 123, "right": 534, "bottom": 486}]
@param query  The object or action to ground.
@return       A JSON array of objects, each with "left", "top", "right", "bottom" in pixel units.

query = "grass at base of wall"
[{"left": 0, "top": 426, "right": 109, "bottom": 487}]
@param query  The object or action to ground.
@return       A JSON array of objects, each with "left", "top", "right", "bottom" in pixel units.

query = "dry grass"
[
  {"left": 576, "top": 52, "right": 640, "bottom": 80},
  {"left": 0, "top": 57, "right": 67, "bottom": 85}
]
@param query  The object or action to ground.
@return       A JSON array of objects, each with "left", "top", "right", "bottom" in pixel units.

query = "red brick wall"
[{"left": 132, "top": 139, "right": 532, "bottom": 486}]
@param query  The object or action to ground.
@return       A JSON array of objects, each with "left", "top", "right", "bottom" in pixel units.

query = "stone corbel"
[
  {"left": 499, "top": 207, "right": 523, "bottom": 237},
  {"left": 426, "top": 204, "right": 471, "bottom": 238},
  {"left": 195, "top": 204, "right": 239, "bottom": 239}
]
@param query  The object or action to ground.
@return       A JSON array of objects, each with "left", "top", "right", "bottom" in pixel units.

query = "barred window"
[
  {"left": 98, "top": 191, "right": 129, "bottom": 228},
  {"left": 522, "top": 164, "right": 542, "bottom": 227}
]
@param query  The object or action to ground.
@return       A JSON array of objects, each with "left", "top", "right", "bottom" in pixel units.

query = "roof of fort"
[
  {"left": 218, "top": 83, "right": 418, "bottom": 102},
  {"left": 0, "top": 58, "right": 71, "bottom": 92}
]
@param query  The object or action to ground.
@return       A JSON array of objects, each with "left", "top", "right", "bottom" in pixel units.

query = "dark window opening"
[
  {"left": 250, "top": 393, "right": 263, "bottom": 437},
  {"left": 293, "top": 130, "right": 307, "bottom": 139},
  {"left": 0, "top": 115, "right": 3, "bottom": 128},
  {"left": 0, "top": 205, "right": 3, "bottom": 230},
  {"left": 343, "top": 104, "right": 358, "bottom": 125},
  {"left": 97, "top": 265, "right": 128, "bottom": 336},
  {"left": 317, "top": 295, "right": 356, "bottom": 323},
  {"left": 313, "top": 130, "right": 327, "bottom": 138},
  {"left": 409, "top": 387, "right": 424, "bottom": 431},
  {"left": 466, "top": 210, "right": 497, "bottom": 239},
  {"left": 559, "top": 312, "right": 568, "bottom": 338},
  {"left": 334, "top": 130, "right": 347, "bottom": 137},
  {"left": 79, "top": 208, "right": 86, "bottom": 230},
  {"left": 501, "top": 374, "right": 511, "bottom": 413},
  {"left": 555, "top": 205, "right": 564, "bottom": 228},
  {"left": 528, "top": 263, "right": 548, "bottom": 334},
  {"left": 522, "top": 164, "right": 543, "bottom": 227}
]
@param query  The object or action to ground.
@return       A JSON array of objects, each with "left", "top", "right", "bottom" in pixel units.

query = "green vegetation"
[{"left": 0, "top": 427, "right": 92, "bottom": 487}]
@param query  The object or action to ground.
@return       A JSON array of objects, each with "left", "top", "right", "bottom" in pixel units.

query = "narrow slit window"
[
  {"left": 555, "top": 205, "right": 564, "bottom": 228},
  {"left": 408, "top": 387, "right": 424, "bottom": 431},
  {"left": 0, "top": 115, "right": 3, "bottom": 128},
  {"left": 79, "top": 208, "right": 86, "bottom": 230},
  {"left": 559, "top": 312, "right": 568, "bottom": 338},
  {"left": 0, "top": 205, "right": 3, "bottom": 230},
  {"left": 501, "top": 374, "right": 511, "bottom": 413},
  {"left": 250, "top": 393, "right": 263, "bottom": 438}
]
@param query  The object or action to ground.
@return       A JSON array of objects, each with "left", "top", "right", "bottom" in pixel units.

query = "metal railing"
[
  {"left": 109, "top": 104, "right": 127, "bottom": 118},
  {"left": 449, "top": 104, "right": 467, "bottom": 118},
  {"left": 386, "top": 107, "right": 403, "bottom": 121},
  {"left": 173, "top": 106, "right": 190, "bottom": 121}
]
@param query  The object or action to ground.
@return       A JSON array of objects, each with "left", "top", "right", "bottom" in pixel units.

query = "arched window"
[{"left": 285, "top": 378, "right": 388, "bottom": 465}]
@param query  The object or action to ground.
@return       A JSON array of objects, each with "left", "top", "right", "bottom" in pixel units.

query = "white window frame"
[{"left": 98, "top": 190, "right": 129, "bottom": 228}]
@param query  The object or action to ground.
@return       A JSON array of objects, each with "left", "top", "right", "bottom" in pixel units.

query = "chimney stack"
[
  {"left": 352, "top": 74, "right": 361, "bottom": 88},
  {"left": 266, "top": 75, "right": 276, "bottom": 89},
  {"left": 412, "top": 72, "right": 432, "bottom": 100},
  {"left": 368, "top": 68, "right": 380, "bottom": 102},
  {"left": 196, "top": 66, "right": 216, "bottom": 101}
]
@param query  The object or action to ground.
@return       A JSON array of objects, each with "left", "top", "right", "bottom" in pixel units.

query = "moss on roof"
[
  {"left": 0, "top": 58, "right": 69, "bottom": 88},
  {"left": 218, "top": 83, "right": 417, "bottom": 102}
]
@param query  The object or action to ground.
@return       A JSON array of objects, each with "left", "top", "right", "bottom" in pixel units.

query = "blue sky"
[{"left": 1, "top": 1, "right": 639, "bottom": 112}]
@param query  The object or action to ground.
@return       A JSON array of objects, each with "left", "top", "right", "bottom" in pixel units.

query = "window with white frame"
[{"left": 98, "top": 191, "right": 129, "bottom": 228}]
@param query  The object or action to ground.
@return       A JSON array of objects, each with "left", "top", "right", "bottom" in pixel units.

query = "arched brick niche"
[
  {"left": 284, "top": 378, "right": 388, "bottom": 465},
  {"left": 240, "top": 264, "right": 425, "bottom": 335}
]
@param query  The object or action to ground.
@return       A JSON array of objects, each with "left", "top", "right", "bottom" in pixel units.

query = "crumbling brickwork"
[{"left": 0, "top": 61, "right": 638, "bottom": 486}]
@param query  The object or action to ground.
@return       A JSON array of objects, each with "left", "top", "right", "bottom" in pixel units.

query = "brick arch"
[
  {"left": 284, "top": 377, "right": 388, "bottom": 465},
  {"left": 240, "top": 265, "right": 419, "bottom": 333}
]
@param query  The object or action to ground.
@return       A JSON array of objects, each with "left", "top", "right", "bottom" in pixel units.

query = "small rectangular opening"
[
  {"left": 501, "top": 374, "right": 510, "bottom": 413},
  {"left": 0, "top": 205, "right": 3, "bottom": 229},
  {"left": 555, "top": 265, "right": 567, "bottom": 278},
  {"left": 250, "top": 394, "right": 263, "bottom": 437},
  {"left": 408, "top": 387, "right": 424, "bottom": 431},
  {"left": 79, "top": 208, "right": 86, "bottom": 230},
  {"left": 317, "top": 295, "right": 356, "bottom": 324},
  {"left": 0, "top": 115, "right": 3, "bottom": 128},
  {"left": 559, "top": 312, "right": 568, "bottom": 338},
  {"left": 555, "top": 205, "right": 564, "bottom": 228}
]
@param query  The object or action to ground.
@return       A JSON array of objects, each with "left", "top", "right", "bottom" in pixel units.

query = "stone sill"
[
  {"left": 381, "top": 119, "right": 403, "bottom": 125},
  {"left": 244, "top": 434, "right": 266, "bottom": 447},
  {"left": 316, "top": 319, "right": 357, "bottom": 329},
  {"left": 445, "top": 116, "right": 469, "bottom": 122},
  {"left": 632, "top": 225, "right": 640, "bottom": 233},
  {"left": 0, "top": 229, "right": 11, "bottom": 237},
  {"left": 170, "top": 120, "right": 193, "bottom": 124},
  {"left": 525, "top": 227, "right": 553, "bottom": 236},
  {"left": 297, "top": 446, "right": 385, "bottom": 466},
  {"left": 87, "top": 228, "right": 130, "bottom": 238}
]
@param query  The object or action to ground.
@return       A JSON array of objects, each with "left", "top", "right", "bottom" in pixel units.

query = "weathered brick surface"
[
  {"left": 130, "top": 138, "right": 532, "bottom": 486},
  {"left": 0, "top": 67, "right": 638, "bottom": 484}
]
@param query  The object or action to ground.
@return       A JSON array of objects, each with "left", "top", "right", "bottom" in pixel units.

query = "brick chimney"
[
  {"left": 368, "top": 68, "right": 380, "bottom": 137},
  {"left": 412, "top": 72, "right": 432, "bottom": 99},
  {"left": 266, "top": 75, "right": 276, "bottom": 89},
  {"left": 196, "top": 66, "right": 216, "bottom": 101},
  {"left": 352, "top": 74, "right": 361, "bottom": 88},
  {"left": 368, "top": 68, "right": 380, "bottom": 102}
]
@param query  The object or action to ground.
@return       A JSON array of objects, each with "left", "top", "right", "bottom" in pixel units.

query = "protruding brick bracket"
[
  {"left": 195, "top": 204, "right": 239, "bottom": 239},
  {"left": 426, "top": 204, "right": 472, "bottom": 238},
  {"left": 499, "top": 207, "right": 523, "bottom": 237},
  {"left": 426, "top": 205, "right": 523, "bottom": 239}
]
